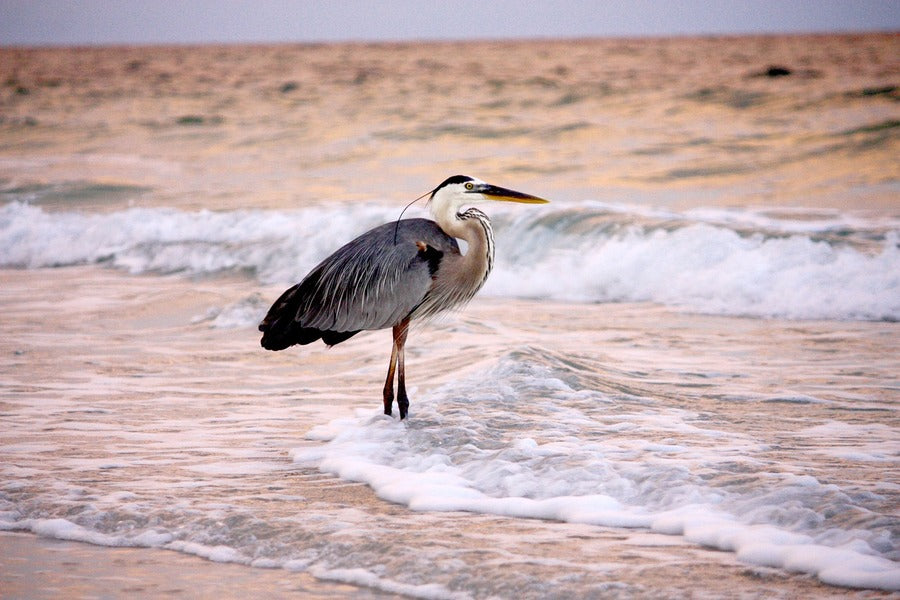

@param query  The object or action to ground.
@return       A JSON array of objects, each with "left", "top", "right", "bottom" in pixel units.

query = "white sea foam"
[
  {"left": 0, "top": 201, "right": 396, "bottom": 285},
  {"left": 291, "top": 356, "right": 900, "bottom": 591},
  {"left": 1, "top": 201, "right": 898, "bottom": 321},
  {"left": 3, "top": 516, "right": 175, "bottom": 548},
  {"left": 489, "top": 216, "right": 900, "bottom": 321},
  {"left": 167, "top": 540, "right": 249, "bottom": 564},
  {"left": 0, "top": 513, "right": 479, "bottom": 599},
  {"left": 308, "top": 567, "right": 470, "bottom": 600}
]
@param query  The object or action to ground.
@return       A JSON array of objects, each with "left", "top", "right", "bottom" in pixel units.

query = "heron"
[{"left": 258, "top": 175, "right": 549, "bottom": 419}]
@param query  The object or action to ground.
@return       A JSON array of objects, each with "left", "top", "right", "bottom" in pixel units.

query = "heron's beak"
[{"left": 477, "top": 183, "right": 550, "bottom": 204}]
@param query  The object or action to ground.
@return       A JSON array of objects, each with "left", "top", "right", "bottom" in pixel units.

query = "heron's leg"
[
  {"left": 383, "top": 342, "right": 398, "bottom": 416},
  {"left": 394, "top": 320, "right": 411, "bottom": 420}
]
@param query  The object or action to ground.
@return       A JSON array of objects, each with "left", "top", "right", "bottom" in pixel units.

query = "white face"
[
  {"left": 428, "top": 175, "right": 548, "bottom": 216},
  {"left": 454, "top": 178, "right": 488, "bottom": 203},
  {"left": 428, "top": 177, "right": 485, "bottom": 212}
]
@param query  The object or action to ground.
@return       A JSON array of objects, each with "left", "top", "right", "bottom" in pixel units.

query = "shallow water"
[
  {"left": 1, "top": 36, "right": 899, "bottom": 597},
  {"left": 2, "top": 268, "right": 897, "bottom": 597}
]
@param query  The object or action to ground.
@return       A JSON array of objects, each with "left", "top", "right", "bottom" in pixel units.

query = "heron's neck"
[{"left": 440, "top": 208, "right": 494, "bottom": 290}]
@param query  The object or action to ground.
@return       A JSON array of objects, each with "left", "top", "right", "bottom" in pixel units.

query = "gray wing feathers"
[{"left": 297, "top": 219, "right": 458, "bottom": 332}]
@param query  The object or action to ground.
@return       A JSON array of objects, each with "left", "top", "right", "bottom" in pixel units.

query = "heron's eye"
[{"left": 464, "top": 182, "right": 474, "bottom": 190}]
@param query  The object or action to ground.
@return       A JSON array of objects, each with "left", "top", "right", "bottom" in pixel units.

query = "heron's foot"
[{"left": 398, "top": 393, "right": 409, "bottom": 420}]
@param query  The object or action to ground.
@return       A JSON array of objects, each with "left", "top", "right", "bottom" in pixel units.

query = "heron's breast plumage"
[{"left": 410, "top": 208, "right": 494, "bottom": 321}]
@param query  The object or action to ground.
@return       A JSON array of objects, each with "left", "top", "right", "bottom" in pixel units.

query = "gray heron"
[{"left": 259, "top": 175, "right": 549, "bottom": 419}]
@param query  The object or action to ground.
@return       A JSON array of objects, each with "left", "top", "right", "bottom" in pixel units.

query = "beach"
[
  {"left": 1, "top": 35, "right": 898, "bottom": 598},
  {"left": 1, "top": 530, "right": 384, "bottom": 599}
]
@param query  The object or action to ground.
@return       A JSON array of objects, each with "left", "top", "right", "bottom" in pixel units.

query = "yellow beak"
[{"left": 477, "top": 183, "right": 550, "bottom": 204}]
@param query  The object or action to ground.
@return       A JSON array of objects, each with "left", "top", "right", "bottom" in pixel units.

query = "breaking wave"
[{"left": 1, "top": 200, "right": 897, "bottom": 321}]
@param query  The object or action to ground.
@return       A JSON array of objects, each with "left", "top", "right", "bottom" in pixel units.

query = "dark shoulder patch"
[{"left": 415, "top": 241, "right": 444, "bottom": 277}]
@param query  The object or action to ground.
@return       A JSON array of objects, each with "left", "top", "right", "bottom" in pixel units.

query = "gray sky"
[{"left": 1, "top": 0, "right": 898, "bottom": 46}]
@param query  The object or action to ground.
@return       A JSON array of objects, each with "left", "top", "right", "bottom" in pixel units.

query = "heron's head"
[{"left": 428, "top": 175, "right": 549, "bottom": 217}]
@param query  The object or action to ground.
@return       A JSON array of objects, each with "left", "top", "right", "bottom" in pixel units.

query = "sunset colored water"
[{"left": 1, "top": 35, "right": 898, "bottom": 597}]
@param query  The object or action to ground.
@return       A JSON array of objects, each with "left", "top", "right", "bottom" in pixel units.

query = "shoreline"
[{"left": 0, "top": 531, "right": 395, "bottom": 599}]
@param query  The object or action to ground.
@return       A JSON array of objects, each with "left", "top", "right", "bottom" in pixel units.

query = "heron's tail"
[{"left": 258, "top": 284, "right": 359, "bottom": 350}]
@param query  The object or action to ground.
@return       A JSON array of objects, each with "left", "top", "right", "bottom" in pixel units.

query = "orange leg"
[
  {"left": 382, "top": 320, "right": 411, "bottom": 419},
  {"left": 395, "top": 321, "right": 410, "bottom": 420},
  {"left": 382, "top": 341, "right": 398, "bottom": 416}
]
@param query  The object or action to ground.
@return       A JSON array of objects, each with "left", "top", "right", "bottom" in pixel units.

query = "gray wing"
[{"left": 259, "top": 218, "right": 459, "bottom": 350}]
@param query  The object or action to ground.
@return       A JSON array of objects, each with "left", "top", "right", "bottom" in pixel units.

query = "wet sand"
[
  {"left": 0, "top": 531, "right": 392, "bottom": 599},
  {"left": 0, "top": 528, "right": 873, "bottom": 600}
]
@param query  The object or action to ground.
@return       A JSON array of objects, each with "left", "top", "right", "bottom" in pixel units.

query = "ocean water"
[
  {"left": 1, "top": 37, "right": 899, "bottom": 597},
  {"left": 1, "top": 198, "right": 898, "bottom": 321}
]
